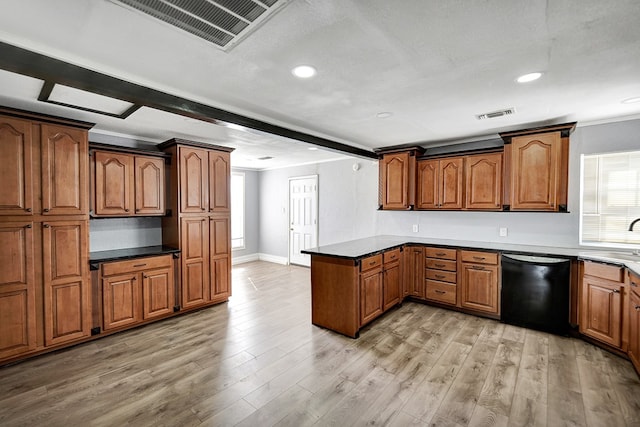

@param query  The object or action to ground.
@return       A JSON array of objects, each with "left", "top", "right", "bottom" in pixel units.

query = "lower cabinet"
[
  {"left": 383, "top": 249, "right": 402, "bottom": 309},
  {"left": 405, "top": 246, "right": 424, "bottom": 298},
  {"left": 460, "top": 250, "right": 500, "bottom": 315},
  {"left": 101, "top": 255, "right": 175, "bottom": 331},
  {"left": 629, "top": 274, "right": 640, "bottom": 371},
  {"left": 360, "top": 254, "right": 383, "bottom": 326},
  {"left": 579, "top": 261, "right": 625, "bottom": 349},
  {"left": 424, "top": 247, "right": 458, "bottom": 306}
]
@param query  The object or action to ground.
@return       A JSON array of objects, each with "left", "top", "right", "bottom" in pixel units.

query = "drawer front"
[
  {"left": 460, "top": 250, "right": 498, "bottom": 265},
  {"left": 102, "top": 255, "right": 172, "bottom": 276},
  {"left": 361, "top": 254, "right": 383, "bottom": 272},
  {"left": 383, "top": 248, "right": 401, "bottom": 264},
  {"left": 425, "top": 258, "right": 457, "bottom": 272},
  {"left": 583, "top": 261, "right": 624, "bottom": 283},
  {"left": 425, "top": 247, "right": 457, "bottom": 260},
  {"left": 426, "top": 269, "right": 456, "bottom": 283},
  {"left": 425, "top": 280, "right": 457, "bottom": 305}
]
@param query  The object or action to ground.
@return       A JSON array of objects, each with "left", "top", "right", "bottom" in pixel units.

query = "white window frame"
[
  {"left": 231, "top": 172, "right": 245, "bottom": 251},
  {"left": 580, "top": 150, "right": 640, "bottom": 250}
]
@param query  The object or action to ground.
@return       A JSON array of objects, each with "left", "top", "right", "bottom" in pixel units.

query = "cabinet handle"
[
  {"left": 613, "top": 289, "right": 620, "bottom": 293},
  {"left": 43, "top": 223, "right": 50, "bottom": 228},
  {"left": 135, "top": 209, "right": 140, "bottom": 212},
  {"left": 471, "top": 266, "right": 485, "bottom": 270},
  {"left": 369, "top": 261, "right": 376, "bottom": 265},
  {"left": 25, "top": 224, "right": 32, "bottom": 229},
  {"left": 26, "top": 208, "right": 32, "bottom": 212},
  {"left": 133, "top": 264, "right": 147, "bottom": 267},
  {"left": 473, "top": 256, "right": 486, "bottom": 261},
  {"left": 125, "top": 209, "right": 130, "bottom": 212},
  {"left": 435, "top": 290, "right": 446, "bottom": 294},
  {"left": 143, "top": 275, "right": 148, "bottom": 278},
  {"left": 435, "top": 274, "right": 446, "bottom": 279},
  {"left": 436, "top": 252, "right": 446, "bottom": 257},
  {"left": 635, "top": 305, "right": 640, "bottom": 311},
  {"left": 201, "top": 208, "right": 206, "bottom": 211},
  {"left": 43, "top": 208, "right": 50, "bottom": 213},
  {"left": 632, "top": 282, "right": 638, "bottom": 288},
  {"left": 435, "top": 264, "right": 445, "bottom": 268},
  {"left": 132, "top": 276, "right": 136, "bottom": 281}
]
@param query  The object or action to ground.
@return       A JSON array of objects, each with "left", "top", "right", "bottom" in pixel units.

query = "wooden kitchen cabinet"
[
  {"left": 360, "top": 254, "right": 383, "bottom": 326},
  {"left": 416, "top": 157, "right": 464, "bottom": 210},
  {"left": 404, "top": 246, "right": 425, "bottom": 298},
  {"left": 179, "top": 146, "right": 210, "bottom": 213},
  {"left": 92, "top": 147, "right": 166, "bottom": 217},
  {"left": 210, "top": 215, "right": 231, "bottom": 302},
  {"left": 425, "top": 247, "right": 458, "bottom": 306},
  {"left": 580, "top": 261, "right": 625, "bottom": 349},
  {"left": 629, "top": 271, "right": 640, "bottom": 371},
  {"left": 101, "top": 254, "right": 175, "bottom": 331},
  {"left": 209, "top": 151, "right": 231, "bottom": 213},
  {"left": 181, "top": 216, "right": 210, "bottom": 309},
  {"left": 465, "top": 152, "right": 502, "bottom": 210},
  {"left": 500, "top": 123, "right": 574, "bottom": 212},
  {"left": 0, "top": 116, "right": 33, "bottom": 216},
  {"left": 383, "top": 248, "right": 402, "bottom": 310},
  {"left": 377, "top": 148, "right": 423, "bottom": 210},
  {"left": 0, "top": 221, "right": 36, "bottom": 359},
  {"left": 460, "top": 250, "right": 500, "bottom": 315},
  {"left": 41, "top": 124, "right": 89, "bottom": 216}
]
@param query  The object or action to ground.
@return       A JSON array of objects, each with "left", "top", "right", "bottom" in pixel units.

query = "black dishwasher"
[{"left": 501, "top": 254, "right": 571, "bottom": 335}]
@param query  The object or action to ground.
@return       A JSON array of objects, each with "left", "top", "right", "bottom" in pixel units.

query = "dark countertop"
[
  {"left": 90, "top": 245, "right": 180, "bottom": 265},
  {"left": 302, "top": 235, "right": 640, "bottom": 274}
]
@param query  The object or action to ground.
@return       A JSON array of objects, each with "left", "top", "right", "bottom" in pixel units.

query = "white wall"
[
  {"left": 256, "top": 117, "right": 640, "bottom": 259},
  {"left": 231, "top": 168, "right": 259, "bottom": 260}
]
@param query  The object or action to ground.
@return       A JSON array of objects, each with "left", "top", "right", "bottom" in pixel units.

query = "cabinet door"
[
  {"left": 0, "top": 222, "right": 36, "bottom": 359},
  {"left": 383, "top": 261, "right": 401, "bottom": 310},
  {"left": 142, "top": 267, "right": 174, "bottom": 320},
  {"left": 629, "top": 290, "right": 640, "bottom": 371},
  {"left": 405, "top": 247, "right": 424, "bottom": 298},
  {"left": 580, "top": 276, "right": 623, "bottom": 348},
  {"left": 181, "top": 217, "right": 210, "bottom": 308},
  {"left": 94, "top": 151, "right": 134, "bottom": 216},
  {"left": 179, "top": 147, "right": 209, "bottom": 213},
  {"left": 510, "top": 132, "right": 561, "bottom": 211},
  {"left": 41, "top": 125, "right": 88, "bottom": 215},
  {"left": 135, "top": 156, "right": 165, "bottom": 215},
  {"left": 465, "top": 153, "right": 502, "bottom": 210},
  {"left": 439, "top": 157, "right": 464, "bottom": 209},
  {"left": 209, "top": 151, "right": 230, "bottom": 213},
  {"left": 381, "top": 152, "right": 411, "bottom": 209},
  {"left": 360, "top": 269, "right": 383, "bottom": 326},
  {"left": 42, "top": 220, "right": 91, "bottom": 345},
  {"left": 0, "top": 117, "right": 33, "bottom": 215},
  {"left": 210, "top": 215, "right": 231, "bottom": 302},
  {"left": 416, "top": 160, "right": 439, "bottom": 209},
  {"left": 103, "top": 273, "right": 140, "bottom": 330},
  {"left": 460, "top": 263, "right": 499, "bottom": 314}
]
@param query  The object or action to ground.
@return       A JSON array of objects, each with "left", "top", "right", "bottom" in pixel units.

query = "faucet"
[{"left": 630, "top": 218, "right": 640, "bottom": 231}]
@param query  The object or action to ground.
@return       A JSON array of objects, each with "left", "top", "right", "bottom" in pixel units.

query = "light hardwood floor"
[{"left": 2, "top": 261, "right": 640, "bottom": 426}]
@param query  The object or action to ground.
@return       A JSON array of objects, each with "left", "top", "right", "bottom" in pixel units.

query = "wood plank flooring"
[{"left": 2, "top": 261, "right": 640, "bottom": 426}]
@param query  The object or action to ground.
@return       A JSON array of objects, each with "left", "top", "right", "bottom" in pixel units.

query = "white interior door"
[{"left": 289, "top": 175, "right": 318, "bottom": 267}]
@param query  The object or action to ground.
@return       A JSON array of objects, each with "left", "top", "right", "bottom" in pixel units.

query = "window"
[
  {"left": 581, "top": 150, "right": 640, "bottom": 248},
  {"left": 231, "top": 172, "right": 244, "bottom": 250}
]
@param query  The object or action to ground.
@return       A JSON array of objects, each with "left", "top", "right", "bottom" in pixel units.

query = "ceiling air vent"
[
  {"left": 111, "top": 0, "right": 289, "bottom": 50},
  {"left": 257, "top": 156, "right": 273, "bottom": 160},
  {"left": 476, "top": 108, "right": 516, "bottom": 120}
]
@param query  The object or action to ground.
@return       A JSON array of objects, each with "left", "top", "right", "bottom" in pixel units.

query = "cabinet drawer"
[
  {"left": 425, "top": 247, "right": 457, "bottom": 260},
  {"left": 426, "top": 280, "right": 457, "bottom": 305},
  {"left": 425, "top": 258, "right": 457, "bottom": 272},
  {"left": 583, "top": 261, "right": 624, "bottom": 283},
  {"left": 383, "top": 248, "right": 401, "bottom": 264},
  {"left": 361, "top": 254, "right": 383, "bottom": 272},
  {"left": 426, "top": 269, "right": 456, "bottom": 283},
  {"left": 102, "top": 255, "right": 172, "bottom": 276},
  {"left": 460, "top": 250, "right": 498, "bottom": 265}
]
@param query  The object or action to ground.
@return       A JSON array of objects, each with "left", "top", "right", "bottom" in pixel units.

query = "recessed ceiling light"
[
  {"left": 376, "top": 112, "right": 393, "bottom": 119},
  {"left": 516, "top": 72, "right": 543, "bottom": 83},
  {"left": 291, "top": 65, "right": 317, "bottom": 78},
  {"left": 622, "top": 96, "right": 640, "bottom": 104},
  {"left": 308, "top": 147, "right": 318, "bottom": 150}
]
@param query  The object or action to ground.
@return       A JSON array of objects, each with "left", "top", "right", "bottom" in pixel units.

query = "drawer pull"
[
  {"left": 632, "top": 282, "right": 638, "bottom": 288},
  {"left": 436, "top": 252, "right": 446, "bottom": 257},
  {"left": 473, "top": 256, "right": 486, "bottom": 261},
  {"left": 369, "top": 261, "right": 376, "bottom": 265},
  {"left": 435, "top": 290, "right": 446, "bottom": 294},
  {"left": 389, "top": 255, "right": 396, "bottom": 259},
  {"left": 132, "top": 276, "right": 136, "bottom": 281},
  {"left": 26, "top": 208, "right": 32, "bottom": 212},
  {"left": 471, "top": 266, "right": 485, "bottom": 270},
  {"left": 25, "top": 224, "right": 32, "bottom": 229},
  {"left": 435, "top": 264, "right": 445, "bottom": 268},
  {"left": 43, "top": 223, "right": 50, "bottom": 228},
  {"left": 133, "top": 264, "right": 147, "bottom": 267},
  {"left": 636, "top": 305, "right": 640, "bottom": 311},
  {"left": 613, "top": 289, "right": 620, "bottom": 293},
  {"left": 143, "top": 275, "right": 148, "bottom": 279},
  {"left": 43, "top": 208, "right": 50, "bottom": 213},
  {"left": 435, "top": 274, "right": 446, "bottom": 279}
]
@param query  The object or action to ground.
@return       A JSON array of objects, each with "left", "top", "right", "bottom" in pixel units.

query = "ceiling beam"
[{"left": 0, "top": 41, "right": 377, "bottom": 160}]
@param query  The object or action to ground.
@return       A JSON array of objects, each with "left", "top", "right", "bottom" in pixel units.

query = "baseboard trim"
[
  {"left": 231, "top": 253, "right": 260, "bottom": 265},
  {"left": 258, "top": 253, "right": 289, "bottom": 265}
]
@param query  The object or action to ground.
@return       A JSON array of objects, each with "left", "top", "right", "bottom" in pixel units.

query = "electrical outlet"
[
  {"left": 412, "top": 224, "right": 419, "bottom": 233},
  {"left": 499, "top": 227, "right": 508, "bottom": 237}
]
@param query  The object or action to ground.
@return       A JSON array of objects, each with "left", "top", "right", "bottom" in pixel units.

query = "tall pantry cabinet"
[
  {"left": 0, "top": 107, "right": 92, "bottom": 362},
  {"left": 159, "top": 138, "right": 234, "bottom": 310}
]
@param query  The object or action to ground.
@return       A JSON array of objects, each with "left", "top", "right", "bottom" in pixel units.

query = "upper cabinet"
[
  {"left": 416, "top": 157, "right": 464, "bottom": 210},
  {"left": 0, "top": 117, "right": 32, "bottom": 216},
  {"left": 465, "top": 152, "right": 502, "bottom": 210},
  {"left": 500, "top": 123, "right": 575, "bottom": 212},
  {"left": 378, "top": 147, "right": 423, "bottom": 210},
  {"left": 91, "top": 144, "right": 166, "bottom": 217}
]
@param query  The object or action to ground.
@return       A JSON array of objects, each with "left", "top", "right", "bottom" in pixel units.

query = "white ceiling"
[{"left": 0, "top": 0, "right": 640, "bottom": 169}]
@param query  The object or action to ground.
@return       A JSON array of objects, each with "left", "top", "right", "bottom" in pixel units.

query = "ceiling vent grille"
[
  {"left": 111, "top": 0, "right": 287, "bottom": 50},
  {"left": 476, "top": 108, "right": 516, "bottom": 120}
]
